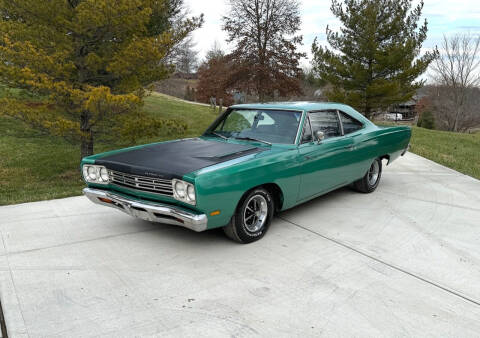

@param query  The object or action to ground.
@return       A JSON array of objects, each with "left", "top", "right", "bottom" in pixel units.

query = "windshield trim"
[{"left": 203, "top": 107, "right": 305, "bottom": 145}]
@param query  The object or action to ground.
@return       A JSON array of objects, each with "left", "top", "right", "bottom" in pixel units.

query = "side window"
[
  {"left": 301, "top": 118, "right": 313, "bottom": 143},
  {"left": 340, "top": 112, "right": 363, "bottom": 134},
  {"left": 309, "top": 111, "right": 341, "bottom": 139}
]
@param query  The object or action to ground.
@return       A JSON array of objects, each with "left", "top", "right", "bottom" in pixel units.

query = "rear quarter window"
[{"left": 340, "top": 112, "right": 363, "bottom": 134}]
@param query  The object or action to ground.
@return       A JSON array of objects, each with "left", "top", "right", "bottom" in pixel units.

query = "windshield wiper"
[
  {"left": 208, "top": 131, "right": 228, "bottom": 140},
  {"left": 233, "top": 136, "right": 272, "bottom": 146}
]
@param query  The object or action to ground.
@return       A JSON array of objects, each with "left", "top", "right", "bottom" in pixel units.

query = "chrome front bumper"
[{"left": 83, "top": 188, "right": 207, "bottom": 232}]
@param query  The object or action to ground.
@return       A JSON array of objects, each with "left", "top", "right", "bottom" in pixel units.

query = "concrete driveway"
[{"left": 1, "top": 152, "right": 479, "bottom": 337}]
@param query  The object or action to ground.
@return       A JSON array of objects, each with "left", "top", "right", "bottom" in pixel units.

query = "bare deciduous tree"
[
  {"left": 205, "top": 41, "right": 224, "bottom": 62},
  {"left": 173, "top": 36, "right": 199, "bottom": 74},
  {"left": 430, "top": 33, "right": 480, "bottom": 131},
  {"left": 222, "top": 0, "right": 305, "bottom": 102}
]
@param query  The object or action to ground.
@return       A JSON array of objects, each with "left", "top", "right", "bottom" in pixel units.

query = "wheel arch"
[
  {"left": 261, "top": 183, "right": 284, "bottom": 212},
  {"left": 379, "top": 154, "right": 391, "bottom": 165},
  {"left": 238, "top": 182, "right": 284, "bottom": 213}
]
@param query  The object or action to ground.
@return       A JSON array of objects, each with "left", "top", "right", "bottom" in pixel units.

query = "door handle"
[{"left": 344, "top": 145, "right": 355, "bottom": 150}]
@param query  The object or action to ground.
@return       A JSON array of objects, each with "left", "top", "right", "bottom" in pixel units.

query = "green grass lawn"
[
  {"left": 0, "top": 93, "right": 218, "bottom": 205},
  {"left": 1, "top": 96, "right": 479, "bottom": 206},
  {"left": 409, "top": 126, "right": 480, "bottom": 179}
]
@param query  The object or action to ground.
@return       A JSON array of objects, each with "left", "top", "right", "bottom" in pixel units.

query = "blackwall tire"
[
  {"left": 223, "top": 188, "right": 274, "bottom": 243},
  {"left": 353, "top": 158, "right": 382, "bottom": 193}
]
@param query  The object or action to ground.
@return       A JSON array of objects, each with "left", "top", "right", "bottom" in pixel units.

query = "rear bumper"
[
  {"left": 83, "top": 188, "right": 208, "bottom": 232},
  {"left": 401, "top": 143, "right": 410, "bottom": 156}
]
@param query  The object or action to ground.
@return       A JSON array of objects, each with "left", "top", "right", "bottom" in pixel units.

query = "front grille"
[{"left": 108, "top": 170, "right": 173, "bottom": 196}]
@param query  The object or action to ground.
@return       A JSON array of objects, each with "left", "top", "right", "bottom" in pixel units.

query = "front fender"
[{"left": 190, "top": 149, "right": 300, "bottom": 229}]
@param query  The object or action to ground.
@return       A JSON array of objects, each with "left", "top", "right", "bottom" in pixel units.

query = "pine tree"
[
  {"left": 417, "top": 110, "right": 435, "bottom": 129},
  {"left": 0, "top": 0, "right": 202, "bottom": 158},
  {"left": 312, "top": 0, "right": 436, "bottom": 119}
]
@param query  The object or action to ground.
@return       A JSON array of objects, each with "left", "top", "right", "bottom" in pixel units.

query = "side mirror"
[{"left": 315, "top": 131, "right": 325, "bottom": 143}]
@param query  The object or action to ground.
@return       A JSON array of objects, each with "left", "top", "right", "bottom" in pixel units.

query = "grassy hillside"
[
  {"left": 0, "top": 93, "right": 218, "bottom": 205},
  {"left": 1, "top": 95, "right": 478, "bottom": 205},
  {"left": 409, "top": 126, "right": 480, "bottom": 179}
]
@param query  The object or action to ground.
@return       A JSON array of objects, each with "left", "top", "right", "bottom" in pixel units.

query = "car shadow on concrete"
[{"left": 136, "top": 186, "right": 356, "bottom": 246}]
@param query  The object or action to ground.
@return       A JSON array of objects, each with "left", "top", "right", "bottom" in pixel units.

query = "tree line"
[
  {"left": 197, "top": 0, "right": 479, "bottom": 133},
  {"left": 196, "top": 0, "right": 437, "bottom": 119},
  {"left": 0, "top": 0, "right": 478, "bottom": 159}
]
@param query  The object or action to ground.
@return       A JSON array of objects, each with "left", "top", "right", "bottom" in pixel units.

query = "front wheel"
[
  {"left": 223, "top": 188, "right": 274, "bottom": 243},
  {"left": 353, "top": 158, "right": 382, "bottom": 193}
]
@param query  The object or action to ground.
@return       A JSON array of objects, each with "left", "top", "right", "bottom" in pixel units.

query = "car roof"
[{"left": 229, "top": 101, "right": 370, "bottom": 124}]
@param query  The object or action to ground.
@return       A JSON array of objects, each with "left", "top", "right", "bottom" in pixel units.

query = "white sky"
[{"left": 185, "top": 0, "right": 480, "bottom": 68}]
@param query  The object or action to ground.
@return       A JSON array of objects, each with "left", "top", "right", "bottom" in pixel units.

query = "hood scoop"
[{"left": 194, "top": 147, "right": 258, "bottom": 160}]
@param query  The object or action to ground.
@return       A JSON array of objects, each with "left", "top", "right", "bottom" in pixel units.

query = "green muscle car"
[{"left": 81, "top": 102, "right": 411, "bottom": 243}]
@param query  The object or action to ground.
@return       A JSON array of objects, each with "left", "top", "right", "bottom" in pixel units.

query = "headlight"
[
  {"left": 187, "top": 185, "right": 195, "bottom": 201},
  {"left": 172, "top": 179, "right": 196, "bottom": 205},
  {"left": 87, "top": 166, "right": 97, "bottom": 180},
  {"left": 174, "top": 181, "right": 186, "bottom": 198},
  {"left": 82, "top": 165, "right": 110, "bottom": 184},
  {"left": 99, "top": 167, "right": 109, "bottom": 181}
]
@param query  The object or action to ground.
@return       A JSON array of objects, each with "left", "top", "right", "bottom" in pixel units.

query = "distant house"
[{"left": 385, "top": 94, "right": 426, "bottom": 121}]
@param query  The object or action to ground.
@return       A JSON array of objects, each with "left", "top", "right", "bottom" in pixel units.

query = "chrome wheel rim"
[
  {"left": 368, "top": 160, "right": 380, "bottom": 186},
  {"left": 243, "top": 195, "right": 268, "bottom": 233}
]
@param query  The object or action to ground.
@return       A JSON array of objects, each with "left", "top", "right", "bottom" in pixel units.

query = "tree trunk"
[
  {"left": 258, "top": 80, "right": 265, "bottom": 103},
  {"left": 80, "top": 134, "right": 94, "bottom": 159},
  {"left": 258, "top": 93, "right": 265, "bottom": 102},
  {"left": 453, "top": 108, "right": 461, "bottom": 132},
  {"left": 80, "top": 111, "right": 93, "bottom": 159}
]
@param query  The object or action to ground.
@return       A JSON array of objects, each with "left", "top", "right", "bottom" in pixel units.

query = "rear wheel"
[
  {"left": 353, "top": 158, "right": 382, "bottom": 193},
  {"left": 223, "top": 188, "right": 274, "bottom": 243}
]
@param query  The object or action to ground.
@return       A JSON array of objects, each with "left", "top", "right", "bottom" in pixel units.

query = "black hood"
[{"left": 95, "top": 138, "right": 262, "bottom": 179}]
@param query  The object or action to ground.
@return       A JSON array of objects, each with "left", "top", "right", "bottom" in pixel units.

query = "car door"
[
  {"left": 296, "top": 110, "right": 354, "bottom": 202},
  {"left": 337, "top": 110, "right": 368, "bottom": 182}
]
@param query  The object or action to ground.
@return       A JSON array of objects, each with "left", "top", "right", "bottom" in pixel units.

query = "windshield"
[{"left": 208, "top": 109, "right": 302, "bottom": 144}]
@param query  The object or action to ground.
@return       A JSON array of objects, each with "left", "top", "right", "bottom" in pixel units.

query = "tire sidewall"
[
  {"left": 366, "top": 158, "right": 382, "bottom": 191},
  {"left": 234, "top": 188, "right": 274, "bottom": 243}
]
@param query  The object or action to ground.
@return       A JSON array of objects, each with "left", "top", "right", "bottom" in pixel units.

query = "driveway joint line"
[
  {"left": 0, "top": 296, "right": 8, "bottom": 338},
  {"left": 0, "top": 227, "right": 159, "bottom": 258},
  {"left": 278, "top": 216, "right": 480, "bottom": 308},
  {"left": 0, "top": 211, "right": 113, "bottom": 226},
  {"left": 378, "top": 191, "right": 480, "bottom": 212}
]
